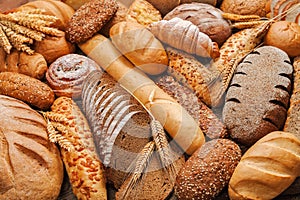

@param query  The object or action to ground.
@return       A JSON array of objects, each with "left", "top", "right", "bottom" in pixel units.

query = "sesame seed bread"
[{"left": 0, "top": 95, "right": 63, "bottom": 200}]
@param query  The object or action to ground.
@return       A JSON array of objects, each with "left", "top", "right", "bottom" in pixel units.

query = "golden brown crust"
[
  {"left": 220, "top": 0, "right": 269, "bottom": 16},
  {"left": 0, "top": 72, "right": 55, "bottom": 110}
]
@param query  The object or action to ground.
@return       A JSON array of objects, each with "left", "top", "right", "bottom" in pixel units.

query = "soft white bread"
[
  {"left": 79, "top": 33, "right": 205, "bottom": 155},
  {"left": 228, "top": 131, "right": 300, "bottom": 200}
]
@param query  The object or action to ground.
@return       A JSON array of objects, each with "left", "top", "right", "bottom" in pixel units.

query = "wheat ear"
[{"left": 119, "top": 141, "right": 155, "bottom": 199}]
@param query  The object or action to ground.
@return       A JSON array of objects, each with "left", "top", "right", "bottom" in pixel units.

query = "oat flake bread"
[
  {"left": 222, "top": 46, "right": 293, "bottom": 146},
  {"left": 0, "top": 95, "right": 63, "bottom": 199}
]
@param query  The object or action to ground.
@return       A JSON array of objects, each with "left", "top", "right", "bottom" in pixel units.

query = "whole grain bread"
[
  {"left": 0, "top": 95, "right": 63, "bottom": 200},
  {"left": 81, "top": 70, "right": 185, "bottom": 199},
  {"left": 223, "top": 46, "right": 293, "bottom": 146}
]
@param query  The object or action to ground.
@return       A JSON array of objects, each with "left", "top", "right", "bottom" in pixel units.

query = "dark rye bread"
[
  {"left": 81, "top": 70, "right": 185, "bottom": 199},
  {"left": 156, "top": 75, "right": 228, "bottom": 139},
  {"left": 222, "top": 46, "right": 293, "bottom": 146},
  {"left": 0, "top": 95, "right": 63, "bottom": 199},
  {"left": 175, "top": 139, "right": 241, "bottom": 199}
]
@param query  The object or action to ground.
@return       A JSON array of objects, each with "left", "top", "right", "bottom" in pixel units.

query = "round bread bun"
[
  {"left": 145, "top": 0, "right": 180, "bottom": 16},
  {"left": 264, "top": 21, "right": 300, "bottom": 57}
]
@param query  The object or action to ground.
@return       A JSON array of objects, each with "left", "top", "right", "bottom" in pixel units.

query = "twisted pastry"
[
  {"left": 148, "top": 17, "right": 220, "bottom": 59},
  {"left": 46, "top": 53, "right": 101, "bottom": 99}
]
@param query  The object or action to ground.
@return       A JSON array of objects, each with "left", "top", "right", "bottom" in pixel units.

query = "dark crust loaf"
[
  {"left": 66, "top": 0, "right": 118, "bottom": 44},
  {"left": 0, "top": 72, "right": 55, "bottom": 110},
  {"left": 222, "top": 46, "right": 293, "bottom": 146},
  {"left": 0, "top": 94, "right": 63, "bottom": 199},
  {"left": 163, "top": 3, "right": 232, "bottom": 46},
  {"left": 46, "top": 54, "right": 101, "bottom": 99},
  {"left": 156, "top": 75, "right": 228, "bottom": 139},
  {"left": 175, "top": 139, "right": 241, "bottom": 200},
  {"left": 284, "top": 56, "right": 300, "bottom": 139}
]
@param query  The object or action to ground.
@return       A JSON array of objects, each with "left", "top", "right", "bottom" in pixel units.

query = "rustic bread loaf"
[
  {"left": 220, "top": 0, "right": 269, "bottom": 16},
  {"left": 0, "top": 94, "right": 63, "bottom": 200},
  {"left": 81, "top": 70, "right": 185, "bottom": 199},
  {"left": 145, "top": 0, "right": 180, "bottom": 15},
  {"left": 110, "top": 21, "right": 168, "bottom": 75},
  {"left": 264, "top": 21, "right": 300, "bottom": 57},
  {"left": 33, "top": 32, "right": 76, "bottom": 64},
  {"left": 61, "top": 0, "right": 90, "bottom": 10},
  {"left": 228, "top": 131, "right": 300, "bottom": 199},
  {"left": 284, "top": 56, "right": 300, "bottom": 139},
  {"left": 126, "top": 0, "right": 162, "bottom": 26},
  {"left": 175, "top": 139, "right": 241, "bottom": 199},
  {"left": 46, "top": 54, "right": 101, "bottom": 99},
  {"left": 0, "top": 48, "right": 47, "bottom": 80},
  {"left": 222, "top": 46, "right": 293, "bottom": 146},
  {"left": 0, "top": 72, "right": 55, "bottom": 110},
  {"left": 163, "top": 2, "right": 232, "bottom": 46}
]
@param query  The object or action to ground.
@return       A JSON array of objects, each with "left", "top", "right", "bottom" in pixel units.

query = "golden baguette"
[
  {"left": 228, "top": 131, "right": 300, "bottom": 200},
  {"left": 79, "top": 33, "right": 205, "bottom": 155},
  {"left": 45, "top": 97, "right": 107, "bottom": 200}
]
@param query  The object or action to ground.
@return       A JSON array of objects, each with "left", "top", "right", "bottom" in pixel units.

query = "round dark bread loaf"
[
  {"left": 0, "top": 95, "right": 63, "bottom": 200},
  {"left": 222, "top": 46, "right": 293, "bottom": 146},
  {"left": 175, "top": 139, "right": 241, "bottom": 199}
]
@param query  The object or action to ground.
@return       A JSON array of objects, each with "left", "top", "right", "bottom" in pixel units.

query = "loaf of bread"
[
  {"left": 126, "top": 0, "right": 162, "bottom": 26},
  {"left": 0, "top": 48, "right": 47, "bottom": 80},
  {"left": 163, "top": 2, "right": 232, "bottom": 46},
  {"left": 49, "top": 97, "right": 107, "bottom": 200},
  {"left": 175, "top": 139, "right": 241, "bottom": 199},
  {"left": 16, "top": 0, "right": 75, "bottom": 30},
  {"left": 270, "top": 0, "right": 300, "bottom": 24},
  {"left": 110, "top": 21, "right": 168, "bottom": 75},
  {"left": 145, "top": 0, "right": 180, "bottom": 15},
  {"left": 220, "top": 0, "right": 269, "bottom": 16},
  {"left": 228, "top": 131, "right": 300, "bottom": 199},
  {"left": 223, "top": 46, "right": 293, "bottom": 146},
  {"left": 33, "top": 32, "right": 76, "bottom": 64},
  {"left": 46, "top": 54, "right": 101, "bottom": 99},
  {"left": 0, "top": 72, "right": 55, "bottom": 110},
  {"left": 148, "top": 17, "right": 220, "bottom": 59},
  {"left": 284, "top": 56, "right": 300, "bottom": 139},
  {"left": 0, "top": 94, "right": 63, "bottom": 199},
  {"left": 264, "top": 21, "right": 300, "bottom": 57},
  {"left": 81, "top": 70, "right": 185, "bottom": 200},
  {"left": 79, "top": 33, "right": 205, "bottom": 155},
  {"left": 60, "top": 0, "right": 90, "bottom": 10}
]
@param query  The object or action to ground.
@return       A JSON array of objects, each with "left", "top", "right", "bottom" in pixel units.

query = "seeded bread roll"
[
  {"left": 223, "top": 46, "right": 293, "bottom": 146},
  {"left": 0, "top": 95, "right": 63, "bottom": 200},
  {"left": 175, "top": 139, "right": 241, "bottom": 199},
  {"left": 0, "top": 72, "right": 55, "bottom": 110},
  {"left": 66, "top": 0, "right": 118, "bottom": 43},
  {"left": 228, "top": 131, "right": 300, "bottom": 200}
]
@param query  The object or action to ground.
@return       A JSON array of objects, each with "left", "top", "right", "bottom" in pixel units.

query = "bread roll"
[
  {"left": 220, "top": 0, "right": 269, "bottom": 16},
  {"left": 180, "top": 0, "right": 217, "bottom": 5},
  {"left": 145, "top": 0, "right": 180, "bottom": 15},
  {"left": 0, "top": 48, "right": 47, "bottom": 80},
  {"left": 228, "top": 131, "right": 300, "bottom": 199},
  {"left": 110, "top": 21, "right": 168, "bottom": 75},
  {"left": 79, "top": 33, "right": 205, "bottom": 155},
  {"left": 175, "top": 139, "right": 241, "bottom": 199},
  {"left": 60, "top": 0, "right": 90, "bottom": 10},
  {"left": 34, "top": 32, "right": 76, "bottom": 64},
  {"left": 264, "top": 21, "right": 300, "bottom": 57},
  {"left": 0, "top": 95, "right": 63, "bottom": 199},
  {"left": 0, "top": 72, "right": 55, "bottom": 110},
  {"left": 46, "top": 54, "right": 101, "bottom": 99}
]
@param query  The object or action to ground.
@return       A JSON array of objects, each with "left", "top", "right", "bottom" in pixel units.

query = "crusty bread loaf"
[
  {"left": 79, "top": 33, "right": 205, "bottom": 155},
  {"left": 0, "top": 72, "right": 55, "bottom": 110},
  {"left": 175, "top": 139, "right": 241, "bottom": 199},
  {"left": 223, "top": 46, "right": 293, "bottom": 146},
  {"left": 163, "top": 2, "right": 232, "bottom": 46},
  {"left": 284, "top": 56, "right": 300, "bottom": 139},
  {"left": 0, "top": 94, "right": 63, "bottom": 200},
  {"left": 228, "top": 131, "right": 300, "bottom": 199},
  {"left": 110, "top": 21, "right": 168, "bottom": 75},
  {"left": 49, "top": 97, "right": 107, "bottom": 200},
  {"left": 220, "top": 0, "right": 269, "bottom": 16},
  {"left": 0, "top": 48, "right": 47, "bottom": 80},
  {"left": 82, "top": 70, "right": 185, "bottom": 200},
  {"left": 145, "top": 0, "right": 180, "bottom": 15},
  {"left": 60, "top": 0, "right": 90, "bottom": 10},
  {"left": 180, "top": 0, "right": 217, "bottom": 6}
]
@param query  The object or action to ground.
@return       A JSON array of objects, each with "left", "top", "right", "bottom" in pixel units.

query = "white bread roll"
[{"left": 228, "top": 131, "right": 300, "bottom": 200}]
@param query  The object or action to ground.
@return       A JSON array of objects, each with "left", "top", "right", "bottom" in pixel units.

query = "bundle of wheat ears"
[{"left": 0, "top": 9, "right": 62, "bottom": 55}]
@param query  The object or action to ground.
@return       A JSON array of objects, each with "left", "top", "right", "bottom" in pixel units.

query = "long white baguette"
[{"left": 79, "top": 34, "right": 205, "bottom": 155}]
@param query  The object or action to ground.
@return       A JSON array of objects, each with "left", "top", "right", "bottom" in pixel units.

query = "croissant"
[{"left": 148, "top": 17, "right": 220, "bottom": 59}]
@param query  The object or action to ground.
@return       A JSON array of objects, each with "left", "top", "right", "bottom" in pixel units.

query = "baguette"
[
  {"left": 228, "top": 131, "right": 300, "bottom": 200},
  {"left": 79, "top": 33, "right": 205, "bottom": 155}
]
